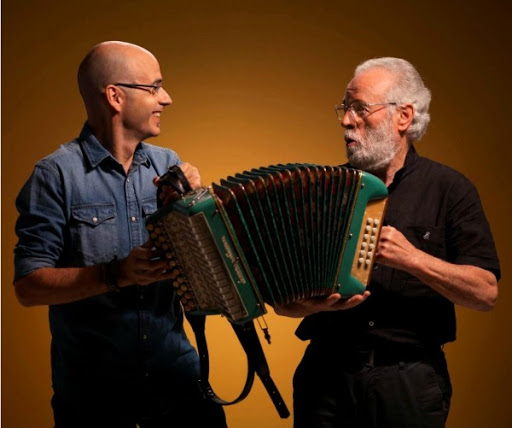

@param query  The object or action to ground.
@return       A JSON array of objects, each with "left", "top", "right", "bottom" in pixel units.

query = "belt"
[{"left": 310, "top": 341, "right": 442, "bottom": 367}]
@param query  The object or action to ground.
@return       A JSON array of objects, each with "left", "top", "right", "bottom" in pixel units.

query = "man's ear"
[
  {"left": 104, "top": 84, "right": 123, "bottom": 112},
  {"left": 397, "top": 103, "right": 414, "bottom": 132}
]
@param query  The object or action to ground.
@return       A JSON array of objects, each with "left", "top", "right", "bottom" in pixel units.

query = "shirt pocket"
[
  {"left": 141, "top": 198, "right": 157, "bottom": 218},
  {"left": 406, "top": 225, "right": 446, "bottom": 260},
  {"left": 141, "top": 197, "right": 158, "bottom": 241},
  {"left": 70, "top": 203, "right": 117, "bottom": 265}
]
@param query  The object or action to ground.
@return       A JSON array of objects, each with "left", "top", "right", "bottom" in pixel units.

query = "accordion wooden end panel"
[
  {"left": 146, "top": 164, "right": 388, "bottom": 323},
  {"left": 345, "top": 198, "right": 388, "bottom": 295}
]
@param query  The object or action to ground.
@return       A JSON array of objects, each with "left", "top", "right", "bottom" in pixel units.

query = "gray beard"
[{"left": 345, "top": 119, "right": 398, "bottom": 172}]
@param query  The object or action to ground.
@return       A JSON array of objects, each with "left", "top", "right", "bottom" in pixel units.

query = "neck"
[
  {"left": 88, "top": 120, "right": 139, "bottom": 174},
  {"left": 370, "top": 142, "right": 410, "bottom": 187}
]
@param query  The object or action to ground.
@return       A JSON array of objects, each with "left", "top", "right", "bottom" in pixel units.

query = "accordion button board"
[{"left": 146, "top": 164, "right": 388, "bottom": 323}]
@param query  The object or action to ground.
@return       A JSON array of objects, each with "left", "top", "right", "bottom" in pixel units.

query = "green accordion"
[{"left": 146, "top": 164, "right": 388, "bottom": 324}]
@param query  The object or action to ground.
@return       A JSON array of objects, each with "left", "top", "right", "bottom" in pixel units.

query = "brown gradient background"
[{"left": 2, "top": 1, "right": 511, "bottom": 427}]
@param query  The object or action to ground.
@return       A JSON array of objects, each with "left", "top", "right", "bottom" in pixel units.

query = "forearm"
[
  {"left": 403, "top": 249, "right": 498, "bottom": 311},
  {"left": 14, "top": 244, "right": 177, "bottom": 307},
  {"left": 14, "top": 266, "right": 110, "bottom": 307}
]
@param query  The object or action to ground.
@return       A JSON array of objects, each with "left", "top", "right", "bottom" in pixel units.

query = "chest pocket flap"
[
  {"left": 71, "top": 203, "right": 116, "bottom": 226},
  {"left": 142, "top": 198, "right": 157, "bottom": 217}
]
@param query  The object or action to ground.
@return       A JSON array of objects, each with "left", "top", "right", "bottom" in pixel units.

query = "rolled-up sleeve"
[
  {"left": 446, "top": 175, "right": 501, "bottom": 281},
  {"left": 14, "top": 161, "right": 67, "bottom": 280}
]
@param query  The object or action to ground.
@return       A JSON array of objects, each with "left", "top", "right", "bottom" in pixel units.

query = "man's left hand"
[
  {"left": 154, "top": 162, "right": 202, "bottom": 206},
  {"left": 376, "top": 225, "right": 418, "bottom": 270}
]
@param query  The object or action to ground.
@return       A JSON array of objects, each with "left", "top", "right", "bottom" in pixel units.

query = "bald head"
[{"left": 77, "top": 41, "right": 159, "bottom": 110}]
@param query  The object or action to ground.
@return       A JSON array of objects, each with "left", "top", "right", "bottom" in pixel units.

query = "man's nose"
[
  {"left": 159, "top": 88, "right": 172, "bottom": 106},
  {"left": 341, "top": 110, "right": 355, "bottom": 128}
]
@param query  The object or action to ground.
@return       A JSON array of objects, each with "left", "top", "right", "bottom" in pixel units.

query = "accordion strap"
[
  {"left": 157, "top": 165, "right": 192, "bottom": 205},
  {"left": 186, "top": 313, "right": 290, "bottom": 418},
  {"left": 231, "top": 321, "right": 290, "bottom": 418},
  {"left": 187, "top": 313, "right": 255, "bottom": 406}
]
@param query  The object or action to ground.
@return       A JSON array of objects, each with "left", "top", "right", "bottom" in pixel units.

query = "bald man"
[{"left": 14, "top": 41, "right": 227, "bottom": 428}]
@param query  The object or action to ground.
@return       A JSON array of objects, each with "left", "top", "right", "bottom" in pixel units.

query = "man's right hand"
[
  {"left": 116, "top": 241, "right": 174, "bottom": 287},
  {"left": 273, "top": 291, "right": 370, "bottom": 318}
]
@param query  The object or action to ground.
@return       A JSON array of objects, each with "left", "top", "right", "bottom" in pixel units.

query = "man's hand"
[
  {"left": 273, "top": 291, "right": 370, "bottom": 318},
  {"left": 153, "top": 162, "right": 202, "bottom": 206},
  {"left": 116, "top": 241, "right": 174, "bottom": 287},
  {"left": 375, "top": 225, "right": 419, "bottom": 271},
  {"left": 178, "top": 162, "right": 202, "bottom": 189}
]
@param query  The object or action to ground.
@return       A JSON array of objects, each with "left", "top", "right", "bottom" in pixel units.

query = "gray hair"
[{"left": 355, "top": 57, "right": 432, "bottom": 143}]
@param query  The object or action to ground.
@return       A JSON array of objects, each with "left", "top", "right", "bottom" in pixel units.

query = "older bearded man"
[{"left": 276, "top": 57, "right": 500, "bottom": 428}]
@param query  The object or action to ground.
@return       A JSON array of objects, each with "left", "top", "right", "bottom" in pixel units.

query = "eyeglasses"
[
  {"left": 114, "top": 83, "right": 163, "bottom": 96},
  {"left": 335, "top": 101, "right": 398, "bottom": 121}
]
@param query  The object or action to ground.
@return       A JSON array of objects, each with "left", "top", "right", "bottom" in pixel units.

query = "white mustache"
[{"left": 344, "top": 130, "right": 360, "bottom": 143}]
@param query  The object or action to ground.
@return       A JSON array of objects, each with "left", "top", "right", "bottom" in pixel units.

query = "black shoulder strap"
[
  {"left": 186, "top": 313, "right": 255, "bottom": 406},
  {"left": 157, "top": 165, "right": 192, "bottom": 207},
  {"left": 231, "top": 321, "right": 290, "bottom": 418},
  {"left": 186, "top": 313, "right": 290, "bottom": 419}
]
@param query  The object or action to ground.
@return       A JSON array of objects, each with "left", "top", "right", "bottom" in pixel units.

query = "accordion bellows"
[{"left": 146, "top": 164, "right": 388, "bottom": 324}]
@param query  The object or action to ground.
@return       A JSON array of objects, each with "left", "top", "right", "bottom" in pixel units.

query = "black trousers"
[
  {"left": 293, "top": 342, "right": 452, "bottom": 428},
  {"left": 51, "top": 379, "right": 227, "bottom": 428}
]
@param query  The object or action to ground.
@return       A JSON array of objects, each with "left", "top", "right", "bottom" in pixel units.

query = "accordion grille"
[{"left": 163, "top": 211, "right": 248, "bottom": 321}]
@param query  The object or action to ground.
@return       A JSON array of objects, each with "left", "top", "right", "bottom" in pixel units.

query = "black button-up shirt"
[{"left": 296, "top": 147, "right": 500, "bottom": 347}]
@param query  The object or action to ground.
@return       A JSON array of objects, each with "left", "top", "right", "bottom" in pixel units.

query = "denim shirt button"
[
  {"left": 92, "top": 216, "right": 98, "bottom": 223},
  {"left": 131, "top": 216, "right": 137, "bottom": 222}
]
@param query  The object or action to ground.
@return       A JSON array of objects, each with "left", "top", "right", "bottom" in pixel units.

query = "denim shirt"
[{"left": 14, "top": 125, "right": 199, "bottom": 398}]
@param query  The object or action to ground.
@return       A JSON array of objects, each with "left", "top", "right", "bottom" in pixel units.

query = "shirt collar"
[
  {"left": 388, "top": 145, "right": 419, "bottom": 191},
  {"left": 79, "top": 123, "right": 151, "bottom": 170}
]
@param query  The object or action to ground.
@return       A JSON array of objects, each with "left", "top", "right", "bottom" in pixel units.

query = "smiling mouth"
[{"left": 153, "top": 112, "right": 161, "bottom": 118}]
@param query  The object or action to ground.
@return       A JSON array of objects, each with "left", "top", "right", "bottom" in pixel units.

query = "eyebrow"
[{"left": 343, "top": 98, "right": 365, "bottom": 105}]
